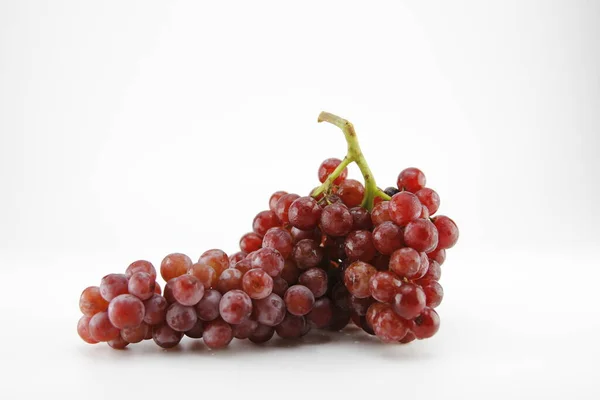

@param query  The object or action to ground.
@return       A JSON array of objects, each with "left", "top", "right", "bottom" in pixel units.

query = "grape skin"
[
  {"left": 389, "top": 192, "right": 422, "bottom": 226},
  {"left": 166, "top": 303, "right": 198, "bottom": 332},
  {"left": 389, "top": 247, "right": 422, "bottom": 279},
  {"left": 337, "top": 179, "right": 365, "bottom": 208},
  {"left": 412, "top": 308, "right": 440, "bottom": 339},
  {"left": 344, "top": 230, "right": 376, "bottom": 262},
  {"left": 369, "top": 271, "right": 402, "bottom": 303},
  {"left": 422, "top": 281, "right": 444, "bottom": 308},
  {"left": 371, "top": 201, "right": 391, "bottom": 226},
  {"left": 275, "top": 313, "right": 306, "bottom": 339},
  {"left": 433, "top": 216, "right": 459, "bottom": 249},
  {"left": 269, "top": 191, "right": 288, "bottom": 211},
  {"left": 248, "top": 247, "right": 284, "bottom": 277},
  {"left": 392, "top": 283, "right": 426, "bottom": 319},
  {"left": 121, "top": 323, "right": 149, "bottom": 344},
  {"left": 307, "top": 297, "right": 334, "bottom": 328},
  {"left": 274, "top": 194, "right": 300, "bottom": 224},
  {"left": 415, "top": 188, "right": 440, "bottom": 215},
  {"left": 249, "top": 324, "right": 275, "bottom": 344}
]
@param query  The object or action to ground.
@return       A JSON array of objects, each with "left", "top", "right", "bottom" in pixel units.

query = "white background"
[{"left": 1, "top": 0, "right": 599, "bottom": 398}]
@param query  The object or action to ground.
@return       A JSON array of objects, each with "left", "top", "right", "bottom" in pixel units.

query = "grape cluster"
[{"left": 76, "top": 112, "right": 459, "bottom": 350}]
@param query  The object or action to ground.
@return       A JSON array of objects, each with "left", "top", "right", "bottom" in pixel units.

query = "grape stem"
[{"left": 312, "top": 111, "right": 390, "bottom": 210}]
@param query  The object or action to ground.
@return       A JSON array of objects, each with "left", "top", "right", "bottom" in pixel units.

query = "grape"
[
  {"left": 307, "top": 297, "right": 334, "bottom": 328},
  {"left": 344, "top": 230, "right": 376, "bottom": 262},
  {"left": 415, "top": 188, "right": 440, "bottom": 215},
  {"left": 320, "top": 203, "right": 353, "bottom": 237},
  {"left": 420, "top": 205, "right": 430, "bottom": 219},
  {"left": 326, "top": 307, "right": 351, "bottom": 331},
  {"left": 397, "top": 167, "right": 426, "bottom": 192},
  {"left": 166, "top": 303, "right": 197, "bottom": 332},
  {"left": 399, "top": 331, "right": 416, "bottom": 344},
  {"left": 349, "top": 296, "right": 374, "bottom": 316},
  {"left": 403, "top": 219, "right": 439, "bottom": 253},
  {"left": 79, "top": 286, "right": 109, "bottom": 317},
  {"left": 195, "top": 289, "right": 222, "bottom": 321},
  {"left": 373, "top": 308, "right": 409, "bottom": 343},
  {"left": 337, "top": 179, "right": 365, "bottom": 208},
  {"left": 121, "top": 323, "right": 149, "bottom": 343},
  {"left": 242, "top": 268, "right": 273, "bottom": 299},
  {"left": 272, "top": 276, "right": 289, "bottom": 297},
  {"left": 284, "top": 285, "right": 315, "bottom": 316},
  {"left": 412, "top": 308, "right": 440, "bottom": 339},
  {"left": 280, "top": 259, "right": 301, "bottom": 284},
  {"left": 298, "top": 268, "right": 328, "bottom": 298},
  {"left": 418, "top": 259, "right": 441, "bottom": 283},
  {"left": 154, "top": 281, "right": 162, "bottom": 295},
  {"left": 203, "top": 319, "right": 233, "bottom": 349},
  {"left": 88, "top": 311, "right": 120, "bottom": 342},
  {"left": 160, "top": 253, "right": 192, "bottom": 282},
  {"left": 249, "top": 324, "right": 275, "bottom": 344},
  {"left": 143, "top": 294, "right": 168, "bottom": 325},
  {"left": 185, "top": 320, "right": 205, "bottom": 339},
  {"left": 371, "top": 201, "right": 391, "bottom": 226},
  {"left": 269, "top": 191, "right": 288, "bottom": 211},
  {"left": 383, "top": 187, "right": 400, "bottom": 197},
  {"left": 318, "top": 158, "right": 348, "bottom": 185},
  {"left": 275, "top": 313, "right": 306, "bottom": 339},
  {"left": 324, "top": 236, "right": 346, "bottom": 261},
  {"left": 171, "top": 275, "right": 204, "bottom": 306},
  {"left": 392, "top": 283, "right": 426, "bottom": 319},
  {"left": 287, "top": 196, "right": 322, "bottom": 230},
  {"left": 290, "top": 227, "right": 321, "bottom": 244},
  {"left": 152, "top": 324, "right": 183, "bottom": 349},
  {"left": 108, "top": 336, "right": 129, "bottom": 350},
  {"left": 232, "top": 319, "right": 258, "bottom": 339},
  {"left": 331, "top": 282, "right": 351, "bottom": 311},
  {"left": 198, "top": 249, "right": 229, "bottom": 277},
  {"left": 349, "top": 207, "right": 373, "bottom": 230},
  {"left": 253, "top": 293, "right": 286, "bottom": 326},
  {"left": 389, "top": 192, "right": 422, "bottom": 226},
  {"left": 144, "top": 327, "right": 153, "bottom": 340},
  {"left": 415, "top": 253, "right": 429, "bottom": 280},
  {"left": 99, "top": 274, "right": 128, "bottom": 302},
  {"left": 365, "top": 302, "right": 389, "bottom": 330},
  {"left": 163, "top": 280, "right": 176, "bottom": 304},
  {"left": 249, "top": 247, "right": 284, "bottom": 277},
  {"left": 427, "top": 247, "right": 446, "bottom": 266},
  {"left": 344, "top": 261, "right": 377, "bottom": 298},
  {"left": 240, "top": 232, "right": 263, "bottom": 253},
  {"left": 216, "top": 268, "right": 244, "bottom": 293},
  {"left": 369, "top": 271, "right": 402, "bottom": 303},
  {"left": 188, "top": 263, "right": 217, "bottom": 290},
  {"left": 353, "top": 314, "right": 375, "bottom": 335},
  {"left": 128, "top": 272, "right": 156, "bottom": 301},
  {"left": 389, "top": 247, "right": 421, "bottom": 279},
  {"left": 422, "top": 281, "right": 444, "bottom": 308},
  {"left": 262, "top": 227, "right": 293, "bottom": 259},
  {"left": 433, "top": 216, "right": 459, "bottom": 249},
  {"left": 234, "top": 259, "right": 253, "bottom": 274},
  {"left": 274, "top": 193, "right": 300, "bottom": 224},
  {"left": 77, "top": 315, "right": 99, "bottom": 344},
  {"left": 372, "top": 221, "right": 404, "bottom": 255},
  {"left": 219, "top": 289, "right": 252, "bottom": 324},
  {"left": 372, "top": 253, "right": 391, "bottom": 271},
  {"left": 108, "top": 294, "right": 145, "bottom": 329},
  {"left": 292, "top": 239, "right": 324, "bottom": 269},
  {"left": 253, "top": 210, "right": 281, "bottom": 236},
  {"left": 228, "top": 251, "right": 248, "bottom": 268},
  {"left": 126, "top": 260, "right": 157, "bottom": 280}
]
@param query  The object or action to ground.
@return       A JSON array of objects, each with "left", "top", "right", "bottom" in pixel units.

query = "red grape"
[
  {"left": 365, "top": 302, "right": 389, "bottom": 330},
  {"left": 262, "top": 227, "right": 293, "bottom": 259},
  {"left": 249, "top": 247, "right": 284, "bottom": 277},
  {"left": 79, "top": 286, "right": 109, "bottom": 317},
  {"left": 292, "top": 239, "right": 323, "bottom": 269},
  {"left": 389, "top": 247, "right": 421, "bottom": 279},
  {"left": 326, "top": 307, "right": 351, "bottom": 331},
  {"left": 240, "top": 232, "right": 263, "bottom": 253},
  {"left": 392, "top": 283, "right": 426, "bottom": 319},
  {"left": 216, "top": 268, "right": 244, "bottom": 293},
  {"left": 403, "top": 219, "right": 439, "bottom": 253},
  {"left": 242, "top": 268, "right": 273, "bottom": 299},
  {"left": 160, "top": 253, "right": 192, "bottom": 282},
  {"left": 203, "top": 319, "right": 233, "bottom": 349},
  {"left": 331, "top": 282, "right": 351, "bottom": 310},
  {"left": 108, "top": 294, "right": 145, "bottom": 329},
  {"left": 198, "top": 249, "right": 229, "bottom": 277},
  {"left": 412, "top": 308, "right": 440, "bottom": 339},
  {"left": 349, "top": 296, "right": 374, "bottom": 316},
  {"left": 369, "top": 271, "right": 402, "bottom": 303},
  {"left": 298, "top": 268, "right": 328, "bottom": 298},
  {"left": 280, "top": 259, "right": 301, "bottom": 284},
  {"left": 152, "top": 324, "right": 183, "bottom": 349},
  {"left": 171, "top": 275, "right": 204, "bottom": 306},
  {"left": 389, "top": 192, "right": 421, "bottom": 226},
  {"left": 88, "top": 311, "right": 120, "bottom": 342},
  {"left": 228, "top": 251, "right": 247, "bottom": 268},
  {"left": 288, "top": 196, "right": 322, "bottom": 230},
  {"left": 373, "top": 308, "right": 409, "bottom": 343},
  {"left": 344, "top": 230, "right": 376, "bottom": 262},
  {"left": 232, "top": 318, "right": 258, "bottom": 340},
  {"left": 154, "top": 281, "right": 162, "bottom": 295},
  {"left": 219, "top": 289, "right": 252, "bottom": 324},
  {"left": 344, "top": 261, "right": 377, "bottom": 299},
  {"left": 121, "top": 323, "right": 149, "bottom": 344},
  {"left": 400, "top": 331, "right": 416, "bottom": 344},
  {"left": 349, "top": 207, "right": 373, "bottom": 230},
  {"left": 269, "top": 191, "right": 288, "bottom": 211},
  {"left": 166, "top": 303, "right": 197, "bottom": 332},
  {"left": 107, "top": 336, "right": 129, "bottom": 350},
  {"left": 253, "top": 293, "right": 286, "bottom": 326},
  {"left": 77, "top": 315, "right": 99, "bottom": 344},
  {"left": 307, "top": 297, "right": 334, "bottom": 328},
  {"left": 185, "top": 320, "right": 205, "bottom": 339},
  {"left": 128, "top": 272, "right": 156, "bottom": 301},
  {"left": 290, "top": 227, "right": 321, "bottom": 243},
  {"left": 143, "top": 294, "right": 168, "bottom": 325},
  {"left": 163, "top": 280, "right": 176, "bottom": 304},
  {"left": 397, "top": 167, "right": 426, "bottom": 192},
  {"left": 371, "top": 201, "right": 391, "bottom": 226},
  {"left": 318, "top": 158, "right": 348, "bottom": 184},
  {"left": 284, "top": 285, "right": 315, "bottom": 316},
  {"left": 372, "top": 221, "right": 404, "bottom": 255},
  {"left": 418, "top": 259, "right": 441, "bottom": 283},
  {"left": 422, "top": 281, "right": 443, "bottom": 308},
  {"left": 433, "top": 216, "right": 459, "bottom": 249},
  {"left": 275, "top": 194, "right": 300, "bottom": 224},
  {"left": 99, "top": 274, "right": 128, "bottom": 302},
  {"left": 253, "top": 210, "right": 281, "bottom": 236},
  {"left": 320, "top": 203, "right": 353, "bottom": 237},
  {"left": 337, "top": 179, "right": 365, "bottom": 208},
  {"left": 427, "top": 247, "right": 446, "bottom": 266},
  {"left": 415, "top": 188, "right": 440, "bottom": 215},
  {"left": 275, "top": 313, "right": 306, "bottom": 339},
  {"left": 272, "top": 276, "right": 289, "bottom": 297},
  {"left": 126, "top": 260, "right": 157, "bottom": 280},
  {"left": 234, "top": 259, "right": 253, "bottom": 274},
  {"left": 249, "top": 324, "right": 275, "bottom": 344},
  {"left": 188, "top": 263, "right": 217, "bottom": 290},
  {"left": 195, "top": 289, "right": 222, "bottom": 321}
]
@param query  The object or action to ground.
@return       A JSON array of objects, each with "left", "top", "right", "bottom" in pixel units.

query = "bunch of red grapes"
[{"left": 77, "top": 113, "right": 458, "bottom": 350}]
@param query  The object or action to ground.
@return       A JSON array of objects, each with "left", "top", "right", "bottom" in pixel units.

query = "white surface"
[{"left": 1, "top": 1, "right": 599, "bottom": 399}]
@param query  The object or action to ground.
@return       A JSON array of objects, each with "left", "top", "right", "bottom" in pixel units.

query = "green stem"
[{"left": 312, "top": 112, "right": 390, "bottom": 210}]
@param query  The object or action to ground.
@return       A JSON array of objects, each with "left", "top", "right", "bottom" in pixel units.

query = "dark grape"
[
  {"left": 326, "top": 307, "right": 351, "bottom": 331},
  {"left": 249, "top": 324, "right": 275, "bottom": 344},
  {"left": 298, "top": 268, "right": 328, "bottom": 298},
  {"left": 272, "top": 277, "right": 289, "bottom": 297},
  {"left": 349, "top": 296, "right": 374, "bottom": 316},
  {"left": 383, "top": 187, "right": 400, "bottom": 197},
  {"left": 280, "top": 259, "right": 301, "bottom": 284},
  {"left": 152, "top": 324, "right": 183, "bottom": 349},
  {"left": 331, "top": 282, "right": 351, "bottom": 311},
  {"left": 232, "top": 319, "right": 258, "bottom": 340},
  {"left": 344, "top": 230, "right": 376, "bottom": 262},
  {"left": 307, "top": 297, "right": 334, "bottom": 328},
  {"left": 349, "top": 207, "right": 373, "bottom": 230},
  {"left": 292, "top": 239, "right": 324, "bottom": 269},
  {"left": 275, "top": 313, "right": 306, "bottom": 339},
  {"left": 400, "top": 331, "right": 416, "bottom": 344},
  {"left": 185, "top": 320, "right": 205, "bottom": 339}
]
